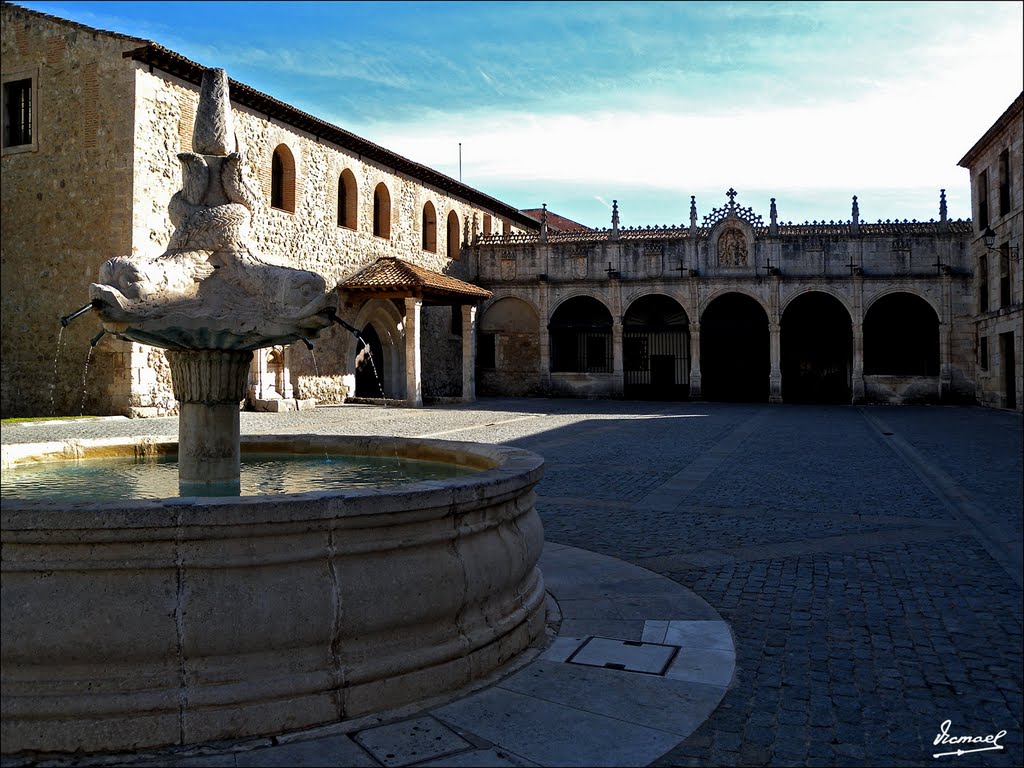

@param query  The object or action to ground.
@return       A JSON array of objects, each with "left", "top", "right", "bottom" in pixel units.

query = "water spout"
[
  {"left": 90, "top": 329, "right": 106, "bottom": 347},
  {"left": 326, "top": 308, "right": 366, "bottom": 344},
  {"left": 60, "top": 302, "right": 96, "bottom": 328},
  {"left": 300, "top": 338, "right": 314, "bottom": 350}
]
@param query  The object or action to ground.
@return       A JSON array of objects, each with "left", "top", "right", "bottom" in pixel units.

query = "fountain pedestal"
[{"left": 167, "top": 350, "right": 253, "bottom": 494}]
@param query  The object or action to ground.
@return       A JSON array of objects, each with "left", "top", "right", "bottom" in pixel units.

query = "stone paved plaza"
[{"left": 2, "top": 399, "right": 1021, "bottom": 767}]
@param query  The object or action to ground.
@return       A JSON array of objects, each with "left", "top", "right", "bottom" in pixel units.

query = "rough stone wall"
[
  {"left": 117, "top": 70, "right": 531, "bottom": 412},
  {"left": 1, "top": 6, "right": 140, "bottom": 417}
]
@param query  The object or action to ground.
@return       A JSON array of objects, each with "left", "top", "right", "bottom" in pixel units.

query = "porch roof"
[{"left": 338, "top": 258, "right": 493, "bottom": 305}]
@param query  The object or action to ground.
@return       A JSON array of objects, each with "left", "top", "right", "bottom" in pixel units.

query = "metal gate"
[{"left": 623, "top": 328, "right": 689, "bottom": 399}]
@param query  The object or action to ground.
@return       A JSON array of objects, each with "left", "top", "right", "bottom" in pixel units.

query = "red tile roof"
[
  {"left": 339, "top": 258, "right": 492, "bottom": 304},
  {"left": 520, "top": 209, "right": 593, "bottom": 232}
]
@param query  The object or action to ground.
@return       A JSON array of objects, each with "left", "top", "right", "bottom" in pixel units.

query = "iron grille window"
[
  {"left": 979, "top": 255, "right": 989, "bottom": 312},
  {"left": 550, "top": 329, "right": 612, "bottom": 373},
  {"left": 980, "top": 336, "right": 989, "bottom": 371},
  {"left": 1000, "top": 248, "right": 1011, "bottom": 308},
  {"left": 3, "top": 78, "right": 32, "bottom": 147}
]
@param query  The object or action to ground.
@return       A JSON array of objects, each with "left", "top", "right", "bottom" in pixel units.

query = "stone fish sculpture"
[{"left": 89, "top": 67, "right": 336, "bottom": 351}]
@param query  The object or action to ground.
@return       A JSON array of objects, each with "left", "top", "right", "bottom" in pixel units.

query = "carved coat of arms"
[
  {"left": 500, "top": 256, "right": 516, "bottom": 281},
  {"left": 645, "top": 242, "right": 664, "bottom": 278},
  {"left": 570, "top": 247, "right": 588, "bottom": 279}
]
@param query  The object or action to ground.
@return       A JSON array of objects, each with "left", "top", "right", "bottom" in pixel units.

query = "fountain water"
[{"left": 1, "top": 67, "right": 545, "bottom": 757}]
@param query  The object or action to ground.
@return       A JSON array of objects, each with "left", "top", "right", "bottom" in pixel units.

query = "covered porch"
[{"left": 338, "top": 258, "right": 492, "bottom": 407}]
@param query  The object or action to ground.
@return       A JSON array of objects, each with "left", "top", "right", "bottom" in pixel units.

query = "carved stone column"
[
  {"left": 461, "top": 304, "right": 477, "bottom": 402},
  {"left": 851, "top": 271, "right": 865, "bottom": 403},
  {"left": 769, "top": 321, "right": 783, "bottom": 403},
  {"left": 611, "top": 319, "right": 624, "bottom": 396},
  {"left": 404, "top": 297, "right": 423, "bottom": 407},
  {"left": 167, "top": 350, "right": 253, "bottom": 493},
  {"left": 689, "top": 322, "right": 702, "bottom": 399}
]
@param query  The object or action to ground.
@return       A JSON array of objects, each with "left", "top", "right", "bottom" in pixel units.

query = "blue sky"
[{"left": 17, "top": 1, "right": 1024, "bottom": 227}]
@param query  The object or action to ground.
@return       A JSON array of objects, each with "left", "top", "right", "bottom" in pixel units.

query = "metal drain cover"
[{"left": 566, "top": 636, "right": 680, "bottom": 676}]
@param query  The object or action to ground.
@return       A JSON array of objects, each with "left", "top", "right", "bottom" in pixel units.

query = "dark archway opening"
[
  {"left": 781, "top": 292, "right": 852, "bottom": 403},
  {"left": 623, "top": 294, "right": 690, "bottom": 400},
  {"left": 700, "top": 293, "right": 769, "bottom": 402},
  {"left": 549, "top": 296, "right": 613, "bottom": 373},
  {"left": 864, "top": 293, "right": 939, "bottom": 375},
  {"left": 354, "top": 324, "right": 385, "bottom": 397}
]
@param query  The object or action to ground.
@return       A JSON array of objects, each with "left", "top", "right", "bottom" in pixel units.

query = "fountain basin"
[{"left": 1, "top": 435, "right": 546, "bottom": 755}]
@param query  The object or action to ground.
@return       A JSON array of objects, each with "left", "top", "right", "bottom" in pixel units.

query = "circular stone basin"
[{"left": 0, "top": 435, "right": 546, "bottom": 755}]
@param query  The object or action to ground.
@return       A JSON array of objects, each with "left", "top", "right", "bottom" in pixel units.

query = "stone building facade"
[
  {"left": 958, "top": 93, "right": 1023, "bottom": 411},
  {"left": 472, "top": 194, "right": 979, "bottom": 405},
  {"left": 3, "top": 4, "right": 1021, "bottom": 416},
  {"left": 1, "top": 4, "right": 537, "bottom": 418}
]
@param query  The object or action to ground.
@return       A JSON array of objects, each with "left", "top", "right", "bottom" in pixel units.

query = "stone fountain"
[
  {"left": 1, "top": 68, "right": 546, "bottom": 757},
  {"left": 88, "top": 68, "right": 336, "bottom": 494}
]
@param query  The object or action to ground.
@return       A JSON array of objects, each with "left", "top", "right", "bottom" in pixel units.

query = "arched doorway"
[
  {"left": 623, "top": 294, "right": 690, "bottom": 400},
  {"left": 700, "top": 293, "right": 769, "bottom": 402},
  {"left": 354, "top": 324, "right": 385, "bottom": 397},
  {"left": 864, "top": 293, "right": 939, "bottom": 376},
  {"left": 781, "top": 292, "right": 852, "bottom": 403},
  {"left": 549, "top": 296, "right": 613, "bottom": 373}
]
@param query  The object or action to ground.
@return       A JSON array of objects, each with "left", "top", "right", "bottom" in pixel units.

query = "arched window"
[
  {"left": 422, "top": 201, "right": 437, "bottom": 252},
  {"left": 337, "top": 169, "right": 357, "bottom": 229},
  {"left": 270, "top": 144, "right": 296, "bottom": 213},
  {"left": 447, "top": 210, "right": 460, "bottom": 260},
  {"left": 373, "top": 183, "right": 391, "bottom": 239}
]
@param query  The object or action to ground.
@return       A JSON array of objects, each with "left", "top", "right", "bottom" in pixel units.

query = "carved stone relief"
[{"left": 718, "top": 228, "right": 748, "bottom": 267}]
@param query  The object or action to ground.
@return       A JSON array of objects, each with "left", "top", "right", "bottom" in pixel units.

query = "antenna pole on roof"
[{"left": 459, "top": 142, "right": 462, "bottom": 182}]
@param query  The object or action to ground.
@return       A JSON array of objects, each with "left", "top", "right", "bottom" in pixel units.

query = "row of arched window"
[{"left": 270, "top": 144, "right": 484, "bottom": 261}]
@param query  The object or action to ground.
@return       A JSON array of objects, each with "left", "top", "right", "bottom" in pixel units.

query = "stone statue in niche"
[{"left": 718, "top": 228, "right": 748, "bottom": 267}]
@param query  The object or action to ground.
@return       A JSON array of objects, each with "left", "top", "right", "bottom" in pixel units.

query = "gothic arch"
[
  {"left": 549, "top": 295, "right": 613, "bottom": 373},
  {"left": 698, "top": 287, "right": 770, "bottom": 319},
  {"left": 351, "top": 299, "right": 405, "bottom": 398}
]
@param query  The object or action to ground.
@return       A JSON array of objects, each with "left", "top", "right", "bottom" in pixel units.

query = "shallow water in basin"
[{"left": 1, "top": 453, "right": 479, "bottom": 500}]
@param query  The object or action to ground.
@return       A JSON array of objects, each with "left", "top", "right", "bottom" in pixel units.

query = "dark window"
[
  {"left": 477, "top": 333, "right": 496, "bottom": 369},
  {"left": 978, "top": 169, "right": 989, "bottom": 230},
  {"left": 979, "top": 255, "right": 989, "bottom": 312},
  {"left": 373, "top": 183, "right": 391, "bottom": 239},
  {"left": 4, "top": 78, "right": 32, "bottom": 147},
  {"left": 271, "top": 151, "right": 284, "bottom": 209},
  {"left": 422, "top": 201, "right": 437, "bottom": 251},
  {"left": 451, "top": 306, "right": 463, "bottom": 336},
  {"left": 337, "top": 170, "right": 357, "bottom": 229},
  {"left": 980, "top": 335, "right": 989, "bottom": 371},
  {"left": 447, "top": 210, "right": 460, "bottom": 260},
  {"left": 998, "top": 149, "right": 1011, "bottom": 218}
]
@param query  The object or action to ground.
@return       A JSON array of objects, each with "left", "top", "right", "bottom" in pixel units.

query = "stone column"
[
  {"left": 461, "top": 304, "right": 477, "bottom": 402},
  {"left": 689, "top": 322, "right": 702, "bottom": 399},
  {"left": 404, "top": 297, "right": 423, "bottom": 407},
  {"left": 850, "top": 272, "right": 865, "bottom": 403},
  {"left": 538, "top": 283, "right": 551, "bottom": 388},
  {"left": 167, "top": 349, "right": 252, "bottom": 494},
  {"left": 769, "top": 321, "right": 783, "bottom": 403},
  {"left": 611, "top": 319, "right": 624, "bottom": 396}
]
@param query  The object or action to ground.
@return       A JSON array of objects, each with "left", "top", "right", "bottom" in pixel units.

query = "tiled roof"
[
  {"left": 520, "top": 209, "right": 593, "bottom": 232},
  {"left": 4, "top": 2, "right": 148, "bottom": 44},
  {"left": 339, "top": 258, "right": 492, "bottom": 303}
]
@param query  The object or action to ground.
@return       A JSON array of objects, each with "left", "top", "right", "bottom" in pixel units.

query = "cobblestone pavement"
[{"left": 3, "top": 399, "right": 1021, "bottom": 767}]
